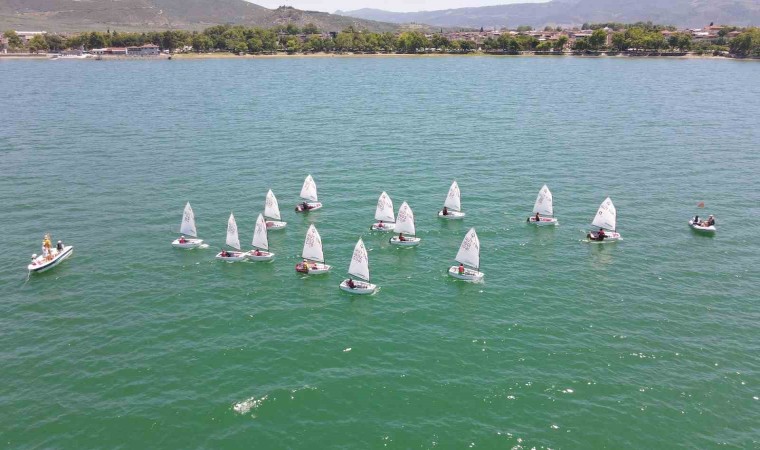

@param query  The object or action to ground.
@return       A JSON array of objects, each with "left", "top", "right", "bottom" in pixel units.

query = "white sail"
[
  {"left": 591, "top": 197, "right": 617, "bottom": 231},
  {"left": 180, "top": 202, "right": 197, "bottom": 237},
  {"left": 347, "top": 238, "right": 370, "bottom": 281},
  {"left": 264, "top": 189, "right": 281, "bottom": 220},
  {"left": 444, "top": 181, "right": 461, "bottom": 211},
  {"left": 533, "top": 185, "right": 554, "bottom": 216},
  {"left": 395, "top": 202, "right": 416, "bottom": 235},
  {"left": 300, "top": 175, "right": 318, "bottom": 202},
  {"left": 226, "top": 213, "right": 241, "bottom": 250},
  {"left": 252, "top": 213, "right": 269, "bottom": 250},
  {"left": 302, "top": 224, "right": 325, "bottom": 262},
  {"left": 375, "top": 191, "right": 395, "bottom": 222},
  {"left": 455, "top": 228, "right": 480, "bottom": 269}
]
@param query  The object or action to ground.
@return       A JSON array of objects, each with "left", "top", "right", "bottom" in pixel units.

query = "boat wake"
[
  {"left": 233, "top": 394, "right": 268, "bottom": 415},
  {"left": 199, "top": 243, "right": 209, "bottom": 249}
]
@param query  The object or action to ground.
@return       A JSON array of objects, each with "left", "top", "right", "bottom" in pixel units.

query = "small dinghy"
[
  {"left": 438, "top": 180, "right": 465, "bottom": 219},
  {"left": 247, "top": 213, "right": 275, "bottom": 261},
  {"left": 527, "top": 185, "right": 558, "bottom": 225},
  {"left": 448, "top": 228, "right": 484, "bottom": 282},
  {"left": 339, "top": 238, "right": 377, "bottom": 295},
  {"left": 264, "top": 189, "right": 287, "bottom": 230},
  {"left": 295, "top": 175, "right": 323, "bottom": 212},
  {"left": 296, "top": 224, "right": 331, "bottom": 274},
  {"left": 172, "top": 202, "right": 204, "bottom": 248},
  {"left": 587, "top": 197, "right": 621, "bottom": 243},
  {"left": 216, "top": 213, "right": 247, "bottom": 261},
  {"left": 370, "top": 191, "right": 396, "bottom": 231},
  {"left": 28, "top": 234, "right": 73, "bottom": 273},
  {"left": 689, "top": 214, "right": 716, "bottom": 232},
  {"left": 389, "top": 202, "right": 421, "bottom": 246}
]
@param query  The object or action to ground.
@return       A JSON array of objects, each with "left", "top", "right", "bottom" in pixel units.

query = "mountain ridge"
[
  {"left": 0, "top": 0, "right": 401, "bottom": 32},
  {"left": 337, "top": 0, "right": 760, "bottom": 29}
]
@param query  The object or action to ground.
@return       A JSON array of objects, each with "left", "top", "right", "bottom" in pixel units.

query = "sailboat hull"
[
  {"left": 448, "top": 266, "right": 484, "bottom": 282},
  {"left": 296, "top": 262, "right": 331, "bottom": 274},
  {"left": 587, "top": 231, "right": 621, "bottom": 243},
  {"left": 371, "top": 222, "right": 395, "bottom": 231},
  {"left": 389, "top": 236, "right": 421, "bottom": 246},
  {"left": 689, "top": 220, "right": 716, "bottom": 232},
  {"left": 295, "top": 202, "right": 322, "bottom": 213},
  {"left": 246, "top": 251, "right": 275, "bottom": 261},
  {"left": 527, "top": 217, "right": 558, "bottom": 226},
  {"left": 28, "top": 246, "right": 74, "bottom": 273},
  {"left": 172, "top": 238, "right": 203, "bottom": 248},
  {"left": 438, "top": 210, "right": 465, "bottom": 220},
  {"left": 339, "top": 279, "right": 377, "bottom": 295},
  {"left": 265, "top": 220, "right": 287, "bottom": 230},
  {"left": 215, "top": 251, "right": 247, "bottom": 261}
]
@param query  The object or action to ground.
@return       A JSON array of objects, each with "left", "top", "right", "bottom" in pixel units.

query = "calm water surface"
[{"left": 1, "top": 56, "right": 759, "bottom": 449}]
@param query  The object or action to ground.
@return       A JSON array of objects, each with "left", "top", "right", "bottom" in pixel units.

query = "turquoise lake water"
[{"left": 1, "top": 56, "right": 759, "bottom": 448}]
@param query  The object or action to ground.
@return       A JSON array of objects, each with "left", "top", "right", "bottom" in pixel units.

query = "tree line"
[{"left": 3, "top": 24, "right": 759, "bottom": 57}]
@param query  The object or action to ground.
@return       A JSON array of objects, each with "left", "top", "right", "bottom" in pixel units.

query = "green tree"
[
  {"left": 516, "top": 25, "right": 533, "bottom": 32},
  {"left": 536, "top": 41, "right": 553, "bottom": 51},
  {"left": 192, "top": 34, "right": 213, "bottom": 52},
  {"left": 572, "top": 38, "right": 589, "bottom": 51},
  {"left": 285, "top": 37, "right": 302, "bottom": 52},
  {"left": 285, "top": 23, "right": 300, "bottom": 35},
  {"left": 247, "top": 36, "right": 264, "bottom": 53},
  {"left": 302, "top": 23, "right": 319, "bottom": 35},
  {"left": 3, "top": 30, "right": 23, "bottom": 49},
  {"left": 588, "top": 29, "right": 607, "bottom": 49},
  {"left": 397, "top": 31, "right": 428, "bottom": 53},
  {"left": 611, "top": 32, "right": 627, "bottom": 51},
  {"left": 334, "top": 31, "right": 354, "bottom": 51},
  {"left": 668, "top": 32, "right": 691, "bottom": 51},
  {"left": 378, "top": 32, "right": 397, "bottom": 52},
  {"left": 44, "top": 34, "right": 66, "bottom": 52},
  {"left": 729, "top": 28, "right": 760, "bottom": 57},
  {"left": 430, "top": 34, "right": 450, "bottom": 50},
  {"left": 28, "top": 34, "right": 48, "bottom": 52},
  {"left": 497, "top": 34, "right": 519, "bottom": 52},
  {"left": 553, "top": 35, "right": 568, "bottom": 51},
  {"left": 87, "top": 31, "right": 110, "bottom": 49},
  {"left": 457, "top": 40, "right": 474, "bottom": 51},
  {"left": 482, "top": 37, "right": 497, "bottom": 50}
]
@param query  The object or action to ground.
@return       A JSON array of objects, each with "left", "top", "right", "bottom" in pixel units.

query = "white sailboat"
[
  {"left": 28, "top": 234, "right": 74, "bottom": 273},
  {"left": 172, "top": 202, "right": 204, "bottom": 248},
  {"left": 389, "top": 201, "right": 421, "bottom": 246},
  {"left": 339, "top": 238, "right": 377, "bottom": 295},
  {"left": 438, "top": 180, "right": 465, "bottom": 219},
  {"left": 264, "top": 189, "right": 287, "bottom": 230},
  {"left": 448, "top": 228, "right": 484, "bottom": 282},
  {"left": 527, "top": 184, "right": 558, "bottom": 225},
  {"left": 587, "top": 197, "right": 621, "bottom": 243},
  {"left": 296, "top": 224, "right": 331, "bottom": 274},
  {"left": 247, "top": 213, "right": 275, "bottom": 261},
  {"left": 216, "top": 212, "right": 247, "bottom": 261},
  {"left": 295, "top": 174, "right": 323, "bottom": 212},
  {"left": 370, "top": 191, "right": 396, "bottom": 231}
]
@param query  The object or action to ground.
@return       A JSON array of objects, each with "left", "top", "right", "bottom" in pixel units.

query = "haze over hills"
[
  {"left": 337, "top": 0, "right": 760, "bottom": 29},
  {"left": 0, "top": 0, "right": 400, "bottom": 32}
]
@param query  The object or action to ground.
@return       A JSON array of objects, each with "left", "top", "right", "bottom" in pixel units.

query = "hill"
[
  {"left": 0, "top": 0, "right": 400, "bottom": 32},
  {"left": 337, "top": 0, "right": 760, "bottom": 29}
]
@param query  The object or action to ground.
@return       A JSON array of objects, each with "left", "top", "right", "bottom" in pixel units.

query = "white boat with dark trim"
[
  {"left": 448, "top": 228, "right": 484, "bottom": 282},
  {"left": 296, "top": 224, "right": 331, "bottom": 274},
  {"left": 28, "top": 236, "right": 73, "bottom": 273},
  {"left": 264, "top": 189, "right": 287, "bottom": 230},
  {"left": 389, "top": 202, "right": 421, "bottom": 246},
  {"left": 295, "top": 175, "right": 322, "bottom": 212},
  {"left": 339, "top": 238, "right": 377, "bottom": 295},
  {"left": 527, "top": 185, "right": 558, "bottom": 225},
  {"left": 438, "top": 180, "right": 465, "bottom": 219},
  {"left": 689, "top": 215, "right": 716, "bottom": 232},
  {"left": 216, "top": 213, "right": 247, "bottom": 261},
  {"left": 172, "top": 202, "right": 204, "bottom": 248},
  {"left": 587, "top": 197, "right": 621, "bottom": 243},
  {"left": 247, "top": 213, "right": 275, "bottom": 261},
  {"left": 370, "top": 191, "right": 396, "bottom": 231}
]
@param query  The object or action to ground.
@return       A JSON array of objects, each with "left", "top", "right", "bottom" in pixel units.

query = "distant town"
[{"left": 2, "top": 22, "right": 759, "bottom": 59}]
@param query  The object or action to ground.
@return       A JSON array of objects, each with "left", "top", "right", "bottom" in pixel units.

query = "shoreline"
[{"left": 2, "top": 51, "right": 755, "bottom": 61}]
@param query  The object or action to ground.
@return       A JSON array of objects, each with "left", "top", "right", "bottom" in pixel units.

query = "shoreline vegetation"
[{"left": 3, "top": 22, "right": 760, "bottom": 60}]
